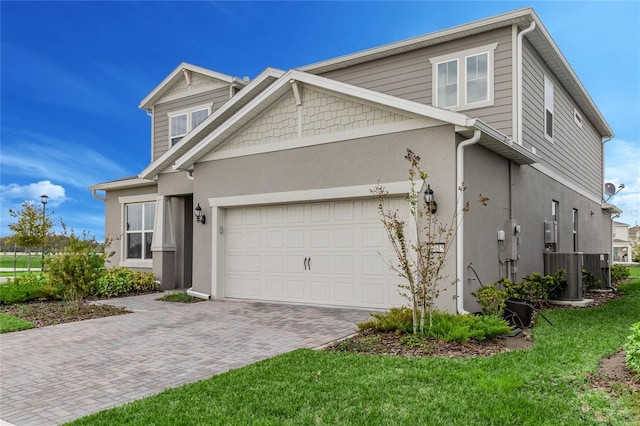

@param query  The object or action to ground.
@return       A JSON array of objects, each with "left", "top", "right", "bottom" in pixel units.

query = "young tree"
[
  {"left": 7, "top": 202, "right": 53, "bottom": 270},
  {"left": 373, "top": 148, "right": 487, "bottom": 334}
]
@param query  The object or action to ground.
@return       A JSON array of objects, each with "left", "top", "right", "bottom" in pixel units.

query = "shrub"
[
  {"left": 507, "top": 272, "right": 556, "bottom": 306},
  {"left": 611, "top": 264, "right": 630, "bottom": 283},
  {"left": 357, "top": 306, "right": 413, "bottom": 334},
  {"left": 45, "top": 234, "right": 108, "bottom": 311},
  {"left": 625, "top": 322, "right": 640, "bottom": 375},
  {"left": 425, "top": 312, "right": 511, "bottom": 344},
  {"left": 0, "top": 273, "right": 55, "bottom": 305},
  {"left": 357, "top": 307, "right": 511, "bottom": 344},
  {"left": 95, "top": 267, "right": 158, "bottom": 298},
  {"left": 471, "top": 282, "right": 508, "bottom": 316}
]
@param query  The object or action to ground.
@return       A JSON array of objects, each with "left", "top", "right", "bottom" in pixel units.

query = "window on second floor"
[
  {"left": 169, "top": 106, "right": 210, "bottom": 146},
  {"left": 544, "top": 76, "right": 554, "bottom": 142},
  {"left": 430, "top": 43, "right": 497, "bottom": 111}
]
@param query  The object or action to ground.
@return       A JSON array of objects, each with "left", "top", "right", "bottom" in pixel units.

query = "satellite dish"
[{"left": 604, "top": 183, "right": 616, "bottom": 197}]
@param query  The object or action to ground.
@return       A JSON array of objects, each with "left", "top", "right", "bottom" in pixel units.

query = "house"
[
  {"left": 613, "top": 221, "right": 633, "bottom": 263},
  {"left": 89, "top": 8, "right": 617, "bottom": 313}
]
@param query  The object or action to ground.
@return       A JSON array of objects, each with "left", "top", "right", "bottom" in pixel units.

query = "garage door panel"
[{"left": 225, "top": 198, "right": 409, "bottom": 309}]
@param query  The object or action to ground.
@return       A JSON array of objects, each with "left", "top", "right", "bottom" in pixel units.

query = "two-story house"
[
  {"left": 90, "top": 8, "right": 616, "bottom": 313},
  {"left": 613, "top": 221, "right": 633, "bottom": 263}
]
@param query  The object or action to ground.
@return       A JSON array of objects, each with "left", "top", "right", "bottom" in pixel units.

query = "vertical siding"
[
  {"left": 521, "top": 39, "right": 602, "bottom": 198},
  {"left": 152, "top": 87, "right": 230, "bottom": 160},
  {"left": 319, "top": 27, "right": 513, "bottom": 136}
]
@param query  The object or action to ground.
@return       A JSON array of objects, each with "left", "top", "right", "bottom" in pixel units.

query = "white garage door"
[{"left": 224, "top": 198, "right": 409, "bottom": 309}]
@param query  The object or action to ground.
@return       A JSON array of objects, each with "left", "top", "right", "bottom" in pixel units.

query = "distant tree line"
[{"left": 0, "top": 234, "right": 100, "bottom": 254}]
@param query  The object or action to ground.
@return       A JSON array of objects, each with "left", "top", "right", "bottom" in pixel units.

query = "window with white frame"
[
  {"left": 430, "top": 43, "right": 497, "bottom": 110},
  {"left": 125, "top": 202, "right": 155, "bottom": 260},
  {"left": 169, "top": 106, "right": 210, "bottom": 146},
  {"left": 544, "top": 76, "right": 554, "bottom": 141}
]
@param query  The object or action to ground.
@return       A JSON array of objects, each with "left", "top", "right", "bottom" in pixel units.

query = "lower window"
[{"left": 125, "top": 202, "right": 155, "bottom": 260}]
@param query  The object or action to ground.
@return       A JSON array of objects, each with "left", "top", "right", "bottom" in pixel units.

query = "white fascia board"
[
  {"left": 88, "top": 177, "right": 156, "bottom": 192},
  {"left": 173, "top": 70, "right": 472, "bottom": 171},
  {"left": 139, "top": 62, "right": 239, "bottom": 110},
  {"left": 139, "top": 67, "right": 285, "bottom": 179},
  {"left": 299, "top": 8, "right": 533, "bottom": 73},
  {"left": 289, "top": 71, "right": 472, "bottom": 127},
  {"left": 209, "top": 181, "right": 412, "bottom": 208}
]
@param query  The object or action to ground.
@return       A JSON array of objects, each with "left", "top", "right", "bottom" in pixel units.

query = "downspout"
[
  {"left": 91, "top": 189, "right": 106, "bottom": 202},
  {"left": 516, "top": 21, "right": 536, "bottom": 144},
  {"left": 456, "top": 129, "right": 482, "bottom": 314}
]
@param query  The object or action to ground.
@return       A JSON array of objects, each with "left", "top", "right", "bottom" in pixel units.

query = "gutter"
[
  {"left": 91, "top": 189, "right": 106, "bottom": 202},
  {"left": 456, "top": 129, "right": 482, "bottom": 314},
  {"left": 186, "top": 287, "right": 210, "bottom": 300}
]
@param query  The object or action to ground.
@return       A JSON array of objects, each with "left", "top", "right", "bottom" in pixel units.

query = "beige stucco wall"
[{"left": 190, "top": 125, "right": 459, "bottom": 311}]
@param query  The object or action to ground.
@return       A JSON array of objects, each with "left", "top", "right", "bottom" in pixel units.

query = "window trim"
[
  {"left": 544, "top": 75, "right": 554, "bottom": 142},
  {"left": 118, "top": 194, "right": 157, "bottom": 268},
  {"left": 430, "top": 43, "right": 497, "bottom": 111},
  {"left": 167, "top": 103, "right": 211, "bottom": 147}
]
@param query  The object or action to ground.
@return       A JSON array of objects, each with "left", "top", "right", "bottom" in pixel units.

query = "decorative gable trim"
[{"left": 139, "top": 63, "right": 245, "bottom": 110}]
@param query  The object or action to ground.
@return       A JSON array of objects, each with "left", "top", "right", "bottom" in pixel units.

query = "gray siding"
[
  {"left": 153, "top": 87, "right": 230, "bottom": 161},
  {"left": 462, "top": 145, "right": 612, "bottom": 313},
  {"left": 318, "top": 27, "right": 513, "bottom": 136},
  {"left": 521, "top": 39, "right": 603, "bottom": 199}
]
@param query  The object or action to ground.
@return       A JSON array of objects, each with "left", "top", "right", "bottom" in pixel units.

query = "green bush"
[
  {"left": 357, "top": 306, "right": 413, "bottom": 334},
  {"left": 582, "top": 269, "right": 602, "bottom": 290},
  {"left": 45, "top": 235, "right": 108, "bottom": 310},
  {"left": 95, "top": 267, "right": 158, "bottom": 298},
  {"left": 625, "top": 322, "right": 640, "bottom": 375},
  {"left": 425, "top": 312, "right": 512, "bottom": 344},
  {"left": 611, "top": 264, "right": 630, "bottom": 283},
  {"left": 357, "top": 307, "right": 511, "bottom": 344},
  {"left": 472, "top": 280, "right": 509, "bottom": 316},
  {"left": 0, "top": 273, "right": 56, "bottom": 304},
  {"left": 506, "top": 272, "right": 556, "bottom": 306}
]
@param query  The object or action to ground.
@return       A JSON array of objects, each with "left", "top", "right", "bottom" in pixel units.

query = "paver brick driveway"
[{"left": 0, "top": 293, "right": 372, "bottom": 426}]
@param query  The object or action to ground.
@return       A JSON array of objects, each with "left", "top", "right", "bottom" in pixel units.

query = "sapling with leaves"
[{"left": 372, "top": 148, "right": 488, "bottom": 334}]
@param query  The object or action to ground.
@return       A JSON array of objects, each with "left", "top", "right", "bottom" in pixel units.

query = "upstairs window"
[
  {"left": 436, "top": 59, "right": 458, "bottom": 108},
  {"left": 430, "top": 43, "right": 497, "bottom": 111},
  {"left": 466, "top": 53, "right": 489, "bottom": 104},
  {"left": 169, "top": 106, "right": 210, "bottom": 146},
  {"left": 544, "top": 76, "right": 554, "bottom": 141}
]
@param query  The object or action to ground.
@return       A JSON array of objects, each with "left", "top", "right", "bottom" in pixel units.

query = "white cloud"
[{"left": 0, "top": 181, "right": 67, "bottom": 207}]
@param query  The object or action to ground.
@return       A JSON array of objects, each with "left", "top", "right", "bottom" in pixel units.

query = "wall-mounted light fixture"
[
  {"left": 423, "top": 184, "right": 437, "bottom": 214},
  {"left": 195, "top": 203, "right": 206, "bottom": 225}
]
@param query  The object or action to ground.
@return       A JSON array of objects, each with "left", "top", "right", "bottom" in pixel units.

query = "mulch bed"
[{"left": 0, "top": 300, "right": 130, "bottom": 328}]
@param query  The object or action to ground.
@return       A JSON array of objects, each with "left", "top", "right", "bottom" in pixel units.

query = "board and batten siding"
[
  {"left": 521, "top": 39, "right": 603, "bottom": 198},
  {"left": 318, "top": 27, "right": 513, "bottom": 137},
  {"left": 152, "top": 86, "right": 231, "bottom": 161}
]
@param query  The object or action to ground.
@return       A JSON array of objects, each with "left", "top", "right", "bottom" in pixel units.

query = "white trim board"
[{"left": 208, "top": 180, "right": 412, "bottom": 208}]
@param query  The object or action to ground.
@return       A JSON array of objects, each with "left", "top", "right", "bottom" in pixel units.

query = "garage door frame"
[{"left": 207, "top": 180, "right": 413, "bottom": 301}]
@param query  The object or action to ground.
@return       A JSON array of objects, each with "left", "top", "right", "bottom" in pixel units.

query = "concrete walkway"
[{"left": 0, "top": 293, "right": 371, "bottom": 425}]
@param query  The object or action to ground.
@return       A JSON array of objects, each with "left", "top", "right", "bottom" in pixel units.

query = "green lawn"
[
  {"left": 0, "top": 313, "right": 35, "bottom": 333},
  {"left": 67, "top": 280, "right": 640, "bottom": 426},
  {"left": 0, "top": 253, "right": 44, "bottom": 269},
  {"left": 629, "top": 265, "right": 640, "bottom": 278}
]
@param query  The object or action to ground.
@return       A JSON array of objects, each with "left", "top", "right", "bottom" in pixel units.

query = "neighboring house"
[
  {"left": 613, "top": 221, "right": 633, "bottom": 263},
  {"left": 630, "top": 226, "right": 640, "bottom": 262},
  {"left": 90, "top": 8, "right": 617, "bottom": 313}
]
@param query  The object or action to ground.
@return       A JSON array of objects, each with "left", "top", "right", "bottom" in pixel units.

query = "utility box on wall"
[{"left": 544, "top": 252, "right": 583, "bottom": 301}]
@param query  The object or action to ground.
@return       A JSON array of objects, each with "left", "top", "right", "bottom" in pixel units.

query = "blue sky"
[{"left": 1, "top": 1, "right": 639, "bottom": 241}]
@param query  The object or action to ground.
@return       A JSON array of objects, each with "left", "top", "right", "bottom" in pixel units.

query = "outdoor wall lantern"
[
  {"left": 195, "top": 203, "right": 206, "bottom": 225},
  {"left": 423, "top": 184, "right": 437, "bottom": 214}
]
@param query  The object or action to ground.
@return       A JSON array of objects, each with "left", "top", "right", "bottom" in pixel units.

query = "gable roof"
[
  {"left": 139, "top": 67, "right": 285, "bottom": 180},
  {"left": 172, "top": 69, "right": 538, "bottom": 172},
  {"left": 139, "top": 62, "right": 247, "bottom": 111},
  {"left": 300, "top": 7, "right": 613, "bottom": 139}
]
